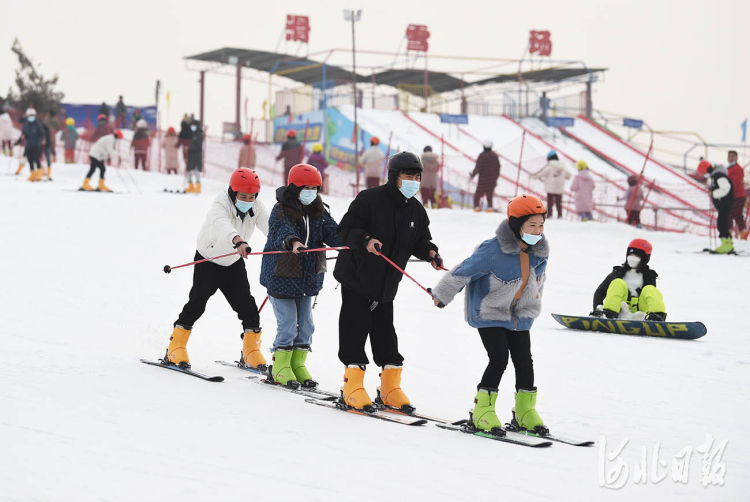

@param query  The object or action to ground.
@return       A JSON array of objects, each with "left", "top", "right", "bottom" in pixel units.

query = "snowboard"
[{"left": 551, "top": 313, "right": 706, "bottom": 340}]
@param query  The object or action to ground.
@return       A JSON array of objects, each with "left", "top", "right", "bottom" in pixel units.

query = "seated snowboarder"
[{"left": 590, "top": 238, "right": 667, "bottom": 321}]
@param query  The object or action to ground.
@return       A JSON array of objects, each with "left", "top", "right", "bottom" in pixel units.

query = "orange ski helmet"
[{"left": 507, "top": 194, "right": 547, "bottom": 219}]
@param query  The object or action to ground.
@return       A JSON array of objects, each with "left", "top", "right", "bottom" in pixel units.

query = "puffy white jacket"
[
  {"left": 0, "top": 113, "right": 14, "bottom": 140},
  {"left": 196, "top": 193, "right": 270, "bottom": 266},
  {"left": 360, "top": 146, "right": 385, "bottom": 177},
  {"left": 89, "top": 134, "right": 117, "bottom": 161},
  {"left": 531, "top": 159, "right": 572, "bottom": 194}
]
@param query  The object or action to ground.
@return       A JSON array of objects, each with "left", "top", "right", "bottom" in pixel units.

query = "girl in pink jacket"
[{"left": 570, "top": 160, "right": 595, "bottom": 220}]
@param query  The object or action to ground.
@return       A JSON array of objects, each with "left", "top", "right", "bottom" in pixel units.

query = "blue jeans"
[{"left": 269, "top": 296, "right": 315, "bottom": 351}]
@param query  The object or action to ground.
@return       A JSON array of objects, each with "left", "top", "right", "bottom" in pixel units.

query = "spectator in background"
[
  {"left": 276, "top": 129, "right": 302, "bottom": 182},
  {"left": 0, "top": 110, "right": 13, "bottom": 155},
  {"left": 130, "top": 109, "right": 143, "bottom": 130},
  {"left": 238, "top": 134, "right": 256, "bottom": 169},
  {"left": 726, "top": 150, "right": 746, "bottom": 239},
  {"left": 63, "top": 117, "right": 79, "bottom": 163},
  {"left": 420, "top": 145, "right": 440, "bottom": 208},
  {"left": 162, "top": 127, "right": 180, "bottom": 174},
  {"left": 360, "top": 136, "right": 385, "bottom": 189},
  {"left": 131, "top": 119, "right": 151, "bottom": 170},
  {"left": 185, "top": 120, "right": 204, "bottom": 193},
  {"left": 90, "top": 114, "right": 112, "bottom": 143},
  {"left": 115, "top": 96, "right": 127, "bottom": 128},
  {"left": 98, "top": 101, "right": 110, "bottom": 118},
  {"left": 697, "top": 160, "right": 735, "bottom": 253},
  {"left": 470, "top": 139, "right": 501, "bottom": 212},
  {"left": 40, "top": 112, "right": 54, "bottom": 179},
  {"left": 307, "top": 143, "right": 329, "bottom": 193},
  {"left": 570, "top": 160, "right": 595, "bottom": 221},
  {"left": 530, "top": 151, "right": 571, "bottom": 218},
  {"left": 16, "top": 107, "right": 45, "bottom": 181},
  {"left": 178, "top": 113, "right": 193, "bottom": 163},
  {"left": 620, "top": 175, "right": 644, "bottom": 227}
]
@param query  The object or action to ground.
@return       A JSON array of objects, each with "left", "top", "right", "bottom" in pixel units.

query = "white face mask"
[{"left": 626, "top": 255, "right": 641, "bottom": 268}]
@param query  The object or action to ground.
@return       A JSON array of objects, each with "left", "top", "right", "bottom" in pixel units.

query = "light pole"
[{"left": 344, "top": 9, "right": 362, "bottom": 192}]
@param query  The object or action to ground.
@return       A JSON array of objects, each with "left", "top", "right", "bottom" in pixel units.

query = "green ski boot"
[
  {"left": 291, "top": 347, "right": 317, "bottom": 389},
  {"left": 270, "top": 349, "right": 299, "bottom": 389},
  {"left": 471, "top": 388, "right": 503, "bottom": 434},
  {"left": 714, "top": 238, "right": 734, "bottom": 254},
  {"left": 511, "top": 388, "right": 548, "bottom": 434}
]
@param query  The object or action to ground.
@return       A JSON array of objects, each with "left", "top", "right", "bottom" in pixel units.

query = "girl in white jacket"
[
  {"left": 164, "top": 167, "right": 269, "bottom": 370},
  {"left": 80, "top": 130, "right": 122, "bottom": 192},
  {"left": 165, "top": 168, "right": 271, "bottom": 370}
]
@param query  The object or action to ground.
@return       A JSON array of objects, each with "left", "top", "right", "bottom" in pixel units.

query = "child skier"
[
  {"left": 431, "top": 194, "right": 549, "bottom": 435},
  {"left": 165, "top": 168, "right": 270, "bottom": 370},
  {"left": 63, "top": 117, "right": 79, "bottom": 164},
  {"left": 162, "top": 127, "right": 180, "bottom": 175},
  {"left": 590, "top": 238, "right": 667, "bottom": 320},
  {"left": 570, "top": 160, "right": 595, "bottom": 221},
  {"left": 80, "top": 130, "right": 122, "bottom": 192},
  {"left": 697, "top": 160, "right": 736, "bottom": 254},
  {"left": 185, "top": 121, "right": 203, "bottom": 193},
  {"left": 260, "top": 164, "right": 342, "bottom": 389}
]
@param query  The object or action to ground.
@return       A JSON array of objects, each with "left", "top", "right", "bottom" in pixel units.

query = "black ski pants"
[
  {"left": 86, "top": 157, "right": 106, "bottom": 179},
  {"left": 175, "top": 251, "right": 260, "bottom": 331},
  {"left": 338, "top": 285, "right": 404, "bottom": 367},
  {"left": 474, "top": 184, "right": 495, "bottom": 209},
  {"left": 716, "top": 200, "right": 733, "bottom": 239},
  {"left": 477, "top": 327, "right": 534, "bottom": 391},
  {"left": 25, "top": 145, "right": 42, "bottom": 171}
]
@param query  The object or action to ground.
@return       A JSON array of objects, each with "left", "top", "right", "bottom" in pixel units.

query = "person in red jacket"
[
  {"left": 726, "top": 150, "right": 746, "bottom": 238},
  {"left": 470, "top": 139, "right": 501, "bottom": 211}
]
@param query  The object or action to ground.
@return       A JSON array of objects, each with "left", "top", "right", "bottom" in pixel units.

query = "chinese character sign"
[
  {"left": 406, "top": 24, "right": 430, "bottom": 52},
  {"left": 529, "top": 30, "right": 552, "bottom": 57},
  {"left": 286, "top": 15, "right": 310, "bottom": 43}
]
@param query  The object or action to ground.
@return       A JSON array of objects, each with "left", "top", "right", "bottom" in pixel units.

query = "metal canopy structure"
[
  {"left": 369, "top": 69, "right": 466, "bottom": 94},
  {"left": 469, "top": 67, "right": 606, "bottom": 87}
]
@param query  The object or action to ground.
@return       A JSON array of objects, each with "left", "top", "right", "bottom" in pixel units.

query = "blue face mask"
[
  {"left": 27, "top": 116, "right": 36, "bottom": 122},
  {"left": 299, "top": 189, "right": 317, "bottom": 206},
  {"left": 399, "top": 179, "right": 420, "bottom": 199},
  {"left": 521, "top": 233, "right": 542, "bottom": 245},
  {"left": 190, "top": 125, "right": 197, "bottom": 132},
  {"left": 235, "top": 200, "right": 254, "bottom": 213}
]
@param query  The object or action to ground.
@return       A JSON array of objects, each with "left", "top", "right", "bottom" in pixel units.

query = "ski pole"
[
  {"left": 258, "top": 295, "right": 269, "bottom": 313},
  {"left": 373, "top": 245, "right": 447, "bottom": 303},
  {"left": 163, "top": 246, "right": 350, "bottom": 273}
]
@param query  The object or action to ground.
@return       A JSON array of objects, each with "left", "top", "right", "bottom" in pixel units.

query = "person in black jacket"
[
  {"left": 185, "top": 121, "right": 203, "bottom": 193},
  {"left": 16, "top": 108, "right": 45, "bottom": 181},
  {"left": 276, "top": 130, "right": 302, "bottom": 182},
  {"left": 334, "top": 151, "right": 442, "bottom": 412},
  {"left": 591, "top": 238, "right": 667, "bottom": 321},
  {"left": 697, "top": 160, "right": 736, "bottom": 254}
]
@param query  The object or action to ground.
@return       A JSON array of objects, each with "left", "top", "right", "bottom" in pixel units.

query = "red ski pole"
[
  {"left": 373, "top": 244, "right": 448, "bottom": 299},
  {"left": 163, "top": 246, "right": 350, "bottom": 273}
]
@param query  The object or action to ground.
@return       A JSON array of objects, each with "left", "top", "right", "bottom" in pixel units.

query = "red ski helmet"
[
  {"left": 627, "top": 238, "right": 652, "bottom": 264},
  {"left": 242, "top": 134, "right": 251, "bottom": 142},
  {"left": 287, "top": 129, "right": 297, "bottom": 138},
  {"left": 371, "top": 136, "right": 380, "bottom": 146},
  {"left": 230, "top": 168, "right": 261, "bottom": 194},
  {"left": 113, "top": 129, "right": 123, "bottom": 140},
  {"left": 696, "top": 160, "right": 712, "bottom": 178},
  {"left": 288, "top": 163, "right": 322, "bottom": 187}
]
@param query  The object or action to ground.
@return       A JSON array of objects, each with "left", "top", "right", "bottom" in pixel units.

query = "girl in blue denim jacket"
[{"left": 431, "top": 195, "right": 549, "bottom": 436}]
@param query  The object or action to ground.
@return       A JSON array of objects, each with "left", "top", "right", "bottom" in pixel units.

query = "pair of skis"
[{"left": 141, "top": 357, "right": 593, "bottom": 447}]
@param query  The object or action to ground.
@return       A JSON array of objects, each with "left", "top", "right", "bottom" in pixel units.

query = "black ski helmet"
[{"left": 387, "top": 151, "right": 423, "bottom": 183}]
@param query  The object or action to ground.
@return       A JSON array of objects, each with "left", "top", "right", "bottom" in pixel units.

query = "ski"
[
  {"left": 435, "top": 420, "right": 552, "bottom": 447},
  {"left": 215, "top": 359, "right": 267, "bottom": 376},
  {"left": 505, "top": 419, "right": 593, "bottom": 446},
  {"left": 245, "top": 375, "right": 340, "bottom": 400},
  {"left": 701, "top": 248, "right": 746, "bottom": 256},
  {"left": 304, "top": 397, "right": 428, "bottom": 426},
  {"left": 163, "top": 188, "right": 187, "bottom": 194},
  {"left": 140, "top": 358, "right": 224, "bottom": 382}
]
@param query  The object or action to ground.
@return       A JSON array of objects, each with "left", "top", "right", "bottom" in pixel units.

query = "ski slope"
[{"left": 1, "top": 161, "right": 748, "bottom": 501}]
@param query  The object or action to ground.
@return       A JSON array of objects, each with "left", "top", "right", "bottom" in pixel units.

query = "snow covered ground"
[{"left": 1, "top": 158, "right": 748, "bottom": 501}]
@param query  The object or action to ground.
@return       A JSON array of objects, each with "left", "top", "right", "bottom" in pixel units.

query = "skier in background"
[
  {"left": 260, "top": 164, "right": 342, "bottom": 388},
  {"left": 178, "top": 113, "right": 193, "bottom": 163},
  {"left": 530, "top": 150, "right": 571, "bottom": 218},
  {"left": 726, "top": 150, "right": 746, "bottom": 239},
  {"left": 63, "top": 117, "right": 79, "bottom": 164},
  {"left": 130, "top": 119, "right": 150, "bottom": 170},
  {"left": 276, "top": 129, "right": 302, "bottom": 182},
  {"left": 360, "top": 136, "right": 384, "bottom": 189},
  {"left": 15, "top": 108, "right": 45, "bottom": 181},
  {"left": 162, "top": 127, "right": 180, "bottom": 174},
  {"left": 306, "top": 143, "right": 328, "bottom": 193},
  {"left": 115, "top": 96, "right": 127, "bottom": 128},
  {"left": 238, "top": 134, "right": 256, "bottom": 169},
  {"left": 697, "top": 160, "right": 735, "bottom": 254},
  {"left": 164, "top": 168, "right": 270, "bottom": 370},
  {"left": 90, "top": 114, "right": 112, "bottom": 143},
  {"left": 40, "top": 113, "right": 54, "bottom": 180},
  {"left": 80, "top": 130, "right": 122, "bottom": 192},
  {"left": 470, "top": 139, "right": 501, "bottom": 212},
  {"left": 569, "top": 160, "right": 595, "bottom": 221},
  {"left": 334, "top": 152, "right": 442, "bottom": 412},
  {"left": 185, "top": 121, "right": 203, "bottom": 193},
  {"left": 590, "top": 238, "right": 667, "bottom": 321},
  {"left": 620, "top": 175, "right": 645, "bottom": 227},
  {"left": 0, "top": 110, "right": 13, "bottom": 155},
  {"left": 431, "top": 195, "right": 549, "bottom": 435},
  {"left": 420, "top": 145, "right": 440, "bottom": 208}
]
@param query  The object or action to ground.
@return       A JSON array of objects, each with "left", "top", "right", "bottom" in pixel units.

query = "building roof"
[{"left": 468, "top": 67, "right": 606, "bottom": 87}]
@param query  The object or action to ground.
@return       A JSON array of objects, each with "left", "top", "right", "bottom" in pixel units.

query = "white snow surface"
[{"left": 1, "top": 159, "right": 748, "bottom": 501}]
